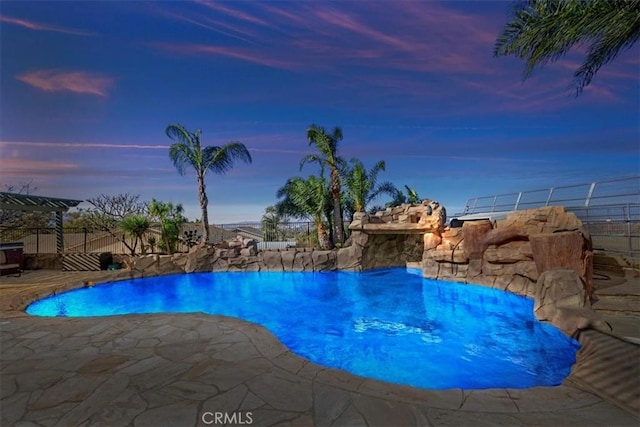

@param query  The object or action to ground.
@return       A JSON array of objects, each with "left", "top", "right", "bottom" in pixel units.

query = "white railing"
[
  {"left": 461, "top": 176, "right": 639, "bottom": 215},
  {"left": 458, "top": 176, "right": 640, "bottom": 256},
  {"left": 257, "top": 241, "right": 297, "bottom": 250}
]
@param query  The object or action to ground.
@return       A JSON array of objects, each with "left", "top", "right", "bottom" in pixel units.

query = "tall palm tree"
[
  {"left": 166, "top": 124, "right": 252, "bottom": 245},
  {"left": 342, "top": 159, "right": 397, "bottom": 219},
  {"left": 275, "top": 175, "right": 332, "bottom": 250},
  {"left": 300, "top": 124, "right": 346, "bottom": 246},
  {"left": 495, "top": 0, "right": 640, "bottom": 94}
]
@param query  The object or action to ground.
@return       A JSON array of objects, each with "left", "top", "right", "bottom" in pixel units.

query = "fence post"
[
  {"left": 36, "top": 228, "right": 40, "bottom": 254},
  {"left": 514, "top": 192, "right": 523, "bottom": 210},
  {"left": 83, "top": 227, "right": 87, "bottom": 253},
  {"left": 545, "top": 188, "right": 554, "bottom": 206},
  {"left": 585, "top": 182, "right": 597, "bottom": 207},
  {"left": 627, "top": 203, "right": 632, "bottom": 256}
]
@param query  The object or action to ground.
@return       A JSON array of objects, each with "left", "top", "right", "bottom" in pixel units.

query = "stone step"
[
  {"left": 599, "top": 314, "right": 640, "bottom": 343},
  {"left": 592, "top": 294, "right": 640, "bottom": 315},
  {"left": 593, "top": 253, "right": 627, "bottom": 276}
]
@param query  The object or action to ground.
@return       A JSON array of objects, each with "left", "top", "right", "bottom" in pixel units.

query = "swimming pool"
[{"left": 26, "top": 268, "right": 580, "bottom": 389}]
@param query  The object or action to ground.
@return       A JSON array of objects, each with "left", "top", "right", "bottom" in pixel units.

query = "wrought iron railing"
[{"left": 215, "top": 221, "right": 314, "bottom": 247}]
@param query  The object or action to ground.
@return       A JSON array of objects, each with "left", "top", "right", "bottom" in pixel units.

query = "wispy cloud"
[
  {"left": 0, "top": 15, "right": 94, "bottom": 36},
  {"left": 0, "top": 141, "right": 167, "bottom": 150},
  {"left": 152, "top": 7, "right": 260, "bottom": 45},
  {"left": 0, "top": 158, "right": 79, "bottom": 178},
  {"left": 15, "top": 70, "right": 115, "bottom": 96},
  {"left": 150, "top": 42, "right": 302, "bottom": 70},
  {"left": 193, "top": 0, "right": 274, "bottom": 29},
  {"left": 149, "top": 1, "right": 502, "bottom": 77}
]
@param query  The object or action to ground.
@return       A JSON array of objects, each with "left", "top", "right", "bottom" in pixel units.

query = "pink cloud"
[
  {"left": 151, "top": 42, "right": 302, "bottom": 71},
  {"left": 314, "top": 8, "right": 415, "bottom": 51},
  {"left": 145, "top": 1, "right": 635, "bottom": 111},
  {"left": 260, "top": 5, "right": 309, "bottom": 27},
  {"left": 455, "top": 72, "right": 623, "bottom": 114},
  {"left": 15, "top": 70, "right": 115, "bottom": 96},
  {"left": 0, "top": 158, "right": 79, "bottom": 179},
  {"left": 149, "top": 2, "right": 503, "bottom": 76},
  {"left": 153, "top": 8, "right": 260, "bottom": 45},
  {"left": 192, "top": 0, "right": 274, "bottom": 29},
  {"left": 305, "top": 2, "right": 504, "bottom": 75},
  {"left": 0, "top": 15, "right": 94, "bottom": 36}
]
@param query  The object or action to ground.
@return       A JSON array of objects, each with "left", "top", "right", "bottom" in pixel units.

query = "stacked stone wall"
[
  {"left": 124, "top": 204, "right": 602, "bottom": 336},
  {"left": 422, "top": 206, "right": 593, "bottom": 299}
]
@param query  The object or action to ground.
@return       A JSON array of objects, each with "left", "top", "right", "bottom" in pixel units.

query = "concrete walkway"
[{"left": 1, "top": 270, "right": 639, "bottom": 426}]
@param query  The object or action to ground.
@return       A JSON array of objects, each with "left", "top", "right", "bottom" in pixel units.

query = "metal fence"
[
  {"left": 0, "top": 227, "right": 189, "bottom": 255},
  {"left": 459, "top": 176, "right": 640, "bottom": 256},
  {"left": 215, "top": 221, "right": 314, "bottom": 247},
  {"left": 0, "top": 222, "right": 315, "bottom": 255}
]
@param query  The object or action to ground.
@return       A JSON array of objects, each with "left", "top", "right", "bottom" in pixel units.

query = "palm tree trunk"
[
  {"left": 317, "top": 222, "right": 331, "bottom": 250},
  {"left": 331, "top": 170, "right": 344, "bottom": 244},
  {"left": 198, "top": 174, "right": 210, "bottom": 245}
]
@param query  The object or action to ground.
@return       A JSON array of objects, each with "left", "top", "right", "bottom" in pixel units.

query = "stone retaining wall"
[
  {"left": 129, "top": 205, "right": 593, "bottom": 301},
  {"left": 422, "top": 206, "right": 593, "bottom": 299},
  {"left": 124, "top": 205, "right": 603, "bottom": 336}
]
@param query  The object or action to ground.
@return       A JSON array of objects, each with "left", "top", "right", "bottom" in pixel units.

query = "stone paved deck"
[{"left": 1, "top": 270, "right": 639, "bottom": 426}]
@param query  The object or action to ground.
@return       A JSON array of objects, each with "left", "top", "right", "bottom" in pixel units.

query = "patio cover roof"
[{"left": 0, "top": 192, "right": 83, "bottom": 212}]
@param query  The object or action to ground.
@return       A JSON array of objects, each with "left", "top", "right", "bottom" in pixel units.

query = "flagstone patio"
[{"left": 1, "top": 270, "right": 638, "bottom": 426}]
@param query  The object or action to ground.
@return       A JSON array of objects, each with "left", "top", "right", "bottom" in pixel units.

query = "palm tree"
[
  {"left": 148, "top": 199, "right": 186, "bottom": 254},
  {"left": 300, "top": 124, "right": 346, "bottom": 246},
  {"left": 342, "top": 159, "right": 397, "bottom": 220},
  {"left": 166, "top": 124, "right": 252, "bottom": 244},
  {"left": 386, "top": 185, "right": 421, "bottom": 207},
  {"left": 120, "top": 214, "right": 151, "bottom": 255},
  {"left": 495, "top": 0, "right": 640, "bottom": 94},
  {"left": 275, "top": 175, "right": 332, "bottom": 250}
]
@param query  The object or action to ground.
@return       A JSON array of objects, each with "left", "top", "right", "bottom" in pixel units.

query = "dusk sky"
[{"left": 1, "top": 1, "right": 638, "bottom": 223}]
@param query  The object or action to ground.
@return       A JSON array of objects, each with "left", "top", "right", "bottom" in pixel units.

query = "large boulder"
[
  {"left": 131, "top": 254, "right": 183, "bottom": 276},
  {"left": 311, "top": 250, "right": 337, "bottom": 271},
  {"left": 260, "top": 250, "right": 284, "bottom": 271},
  {"left": 292, "top": 250, "right": 313, "bottom": 272},
  {"left": 337, "top": 245, "right": 362, "bottom": 271},
  {"left": 461, "top": 220, "right": 493, "bottom": 260},
  {"left": 533, "top": 269, "right": 608, "bottom": 336},
  {"left": 423, "top": 232, "right": 442, "bottom": 251},
  {"left": 228, "top": 256, "right": 260, "bottom": 271},
  {"left": 530, "top": 230, "right": 593, "bottom": 296},
  {"left": 416, "top": 200, "right": 447, "bottom": 232},
  {"left": 280, "top": 250, "right": 297, "bottom": 270},
  {"left": 184, "top": 245, "right": 216, "bottom": 273}
]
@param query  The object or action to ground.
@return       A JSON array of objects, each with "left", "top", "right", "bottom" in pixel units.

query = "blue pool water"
[{"left": 26, "top": 268, "right": 580, "bottom": 389}]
